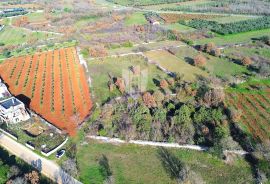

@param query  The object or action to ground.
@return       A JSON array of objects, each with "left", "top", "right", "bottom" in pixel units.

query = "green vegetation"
[
  {"left": 0, "top": 26, "right": 54, "bottom": 46},
  {"left": 223, "top": 45, "right": 270, "bottom": 61},
  {"left": 125, "top": 12, "right": 147, "bottom": 26},
  {"left": 205, "top": 55, "right": 249, "bottom": 79},
  {"left": 162, "top": 23, "right": 195, "bottom": 32},
  {"left": 0, "top": 147, "right": 53, "bottom": 183},
  {"left": 209, "top": 16, "right": 257, "bottom": 24},
  {"left": 87, "top": 55, "right": 168, "bottom": 104},
  {"left": 25, "top": 12, "right": 46, "bottom": 22},
  {"left": 77, "top": 140, "right": 254, "bottom": 184},
  {"left": 196, "top": 28, "right": 270, "bottom": 45},
  {"left": 183, "top": 16, "right": 270, "bottom": 35},
  {"left": 106, "top": 0, "right": 189, "bottom": 6},
  {"left": 144, "top": 50, "right": 208, "bottom": 81}
]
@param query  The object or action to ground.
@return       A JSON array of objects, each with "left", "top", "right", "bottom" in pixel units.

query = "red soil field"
[
  {"left": 0, "top": 47, "right": 92, "bottom": 136},
  {"left": 226, "top": 92, "right": 270, "bottom": 141}
]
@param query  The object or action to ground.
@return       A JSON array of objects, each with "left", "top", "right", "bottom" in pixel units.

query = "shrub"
[
  {"left": 241, "top": 57, "right": 252, "bottom": 66},
  {"left": 193, "top": 54, "right": 207, "bottom": 67}
]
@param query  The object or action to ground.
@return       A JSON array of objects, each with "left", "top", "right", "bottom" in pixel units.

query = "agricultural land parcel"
[{"left": 0, "top": 47, "right": 92, "bottom": 136}]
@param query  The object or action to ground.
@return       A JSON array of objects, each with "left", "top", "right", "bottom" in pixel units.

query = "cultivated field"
[
  {"left": 144, "top": 50, "right": 207, "bottom": 81},
  {"left": 226, "top": 80, "right": 270, "bottom": 141},
  {"left": 0, "top": 47, "right": 92, "bottom": 135}
]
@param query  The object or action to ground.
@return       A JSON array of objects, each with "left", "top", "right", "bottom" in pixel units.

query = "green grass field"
[
  {"left": 209, "top": 15, "right": 257, "bottom": 24},
  {"left": 172, "top": 46, "right": 248, "bottom": 79},
  {"left": 77, "top": 139, "right": 254, "bottom": 184},
  {"left": 162, "top": 23, "right": 196, "bottom": 32},
  {"left": 196, "top": 28, "right": 270, "bottom": 45},
  {"left": 223, "top": 45, "right": 270, "bottom": 61},
  {"left": 25, "top": 12, "right": 47, "bottom": 22},
  {"left": 144, "top": 50, "right": 208, "bottom": 81},
  {"left": 108, "top": 40, "right": 183, "bottom": 55},
  {"left": 205, "top": 55, "right": 249, "bottom": 79},
  {"left": 125, "top": 12, "right": 147, "bottom": 26},
  {"left": 0, "top": 26, "right": 54, "bottom": 46},
  {"left": 87, "top": 55, "right": 168, "bottom": 104}
]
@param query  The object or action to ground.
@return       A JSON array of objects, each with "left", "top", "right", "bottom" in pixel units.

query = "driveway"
[{"left": 0, "top": 133, "right": 81, "bottom": 184}]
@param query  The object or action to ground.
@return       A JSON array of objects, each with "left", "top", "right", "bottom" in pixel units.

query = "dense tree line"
[{"left": 182, "top": 16, "right": 270, "bottom": 35}]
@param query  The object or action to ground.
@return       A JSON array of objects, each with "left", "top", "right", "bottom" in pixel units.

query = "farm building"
[{"left": 0, "top": 97, "right": 30, "bottom": 125}]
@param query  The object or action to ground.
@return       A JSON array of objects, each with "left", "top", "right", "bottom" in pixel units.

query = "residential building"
[{"left": 0, "top": 97, "right": 30, "bottom": 125}]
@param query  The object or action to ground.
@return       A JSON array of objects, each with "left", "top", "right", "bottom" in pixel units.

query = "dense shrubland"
[
  {"left": 86, "top": 73, "right": 240, "bottom": 156},
  {"left": 182, "top": 16, "right": 270, "bottom": 35}
]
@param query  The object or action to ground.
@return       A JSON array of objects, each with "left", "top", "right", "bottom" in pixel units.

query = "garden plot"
[{"left": 0, "top": 116, "right": 66, "bottom": 154}]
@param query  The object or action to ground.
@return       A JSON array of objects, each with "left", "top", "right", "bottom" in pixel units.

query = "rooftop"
[{"left": 0, "top": 97, "right": 22, "bottom": 110}]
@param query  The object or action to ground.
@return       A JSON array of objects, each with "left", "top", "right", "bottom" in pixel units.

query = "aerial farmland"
[{"left": 0, "top": 0, "right": 269, "bottom": 184}]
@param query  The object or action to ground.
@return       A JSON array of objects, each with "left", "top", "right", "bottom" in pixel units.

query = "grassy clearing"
[
  {"left": 205, "top": 55, "right": 248, "bottom": 79},
  {"left": 77, "top": 139, "right": 254, "bottom": 184},
  {"left": 0, "top": 26, "right": 54, "bottom": 46},
  {"left": 125, "top": 12, "right": 147, "bottom": 26},
  {"left": 196, "top": 28, "right": 270, "bottom": 45},
  {"left": 144, "top": 50, "right": 208, "bottom": 81},
  {"left": 108, "top": 40, "right": 183, "bottom": 55},
  {"left": 162, "top": 23, "right": 196, "bottom": 32},
  {"left": 223, "top": 45, "right": 270, "bottom": 61},
  {"left": 0, "top": 40, "right": 76, "bottom": 59},
  {"left": 25, "top": 12, "right": 47, "bottom": 22},
  {"left": 209, "top": 15, "right": 257, "bottom": 24},
  {"left": 87, "top": 55, "right": 168, "bottom": 104},
  {"left": 172, "top": 46, "right": 248, "bottom": 79}
]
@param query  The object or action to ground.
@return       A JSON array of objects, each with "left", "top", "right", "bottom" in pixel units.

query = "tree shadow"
[
  {"left": 156, "top": 147, "right": 188, "bottom": 182},
  {"left": 184, "top": 57, "right": 194, "bottom": 65},
  {"left": 31, "top": 159, "right": 42, "bottom": 172}
]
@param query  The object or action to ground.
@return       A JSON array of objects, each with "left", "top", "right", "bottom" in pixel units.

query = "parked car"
[{"left": 56, "top": 149, "right": 65, "bottom": 159}]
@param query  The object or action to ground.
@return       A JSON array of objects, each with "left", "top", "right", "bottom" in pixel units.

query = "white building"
[
  {"left": 0, "top": 97, "right": 30, "bottom": 125},
  {"left": 0, "top": 80, "right": 11, "bottom": 100}
]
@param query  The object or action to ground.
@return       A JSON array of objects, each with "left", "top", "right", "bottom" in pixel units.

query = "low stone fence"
[
  {"left": 41, "top": 137, "right": 68, "bottom": 157},
  {"left": 0, "top": 128, "right": 18, "bottom": 140}
]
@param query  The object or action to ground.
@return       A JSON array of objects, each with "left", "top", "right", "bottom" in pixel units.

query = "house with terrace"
[
  {"left": 0, "top": 79, "right": 30, "bottom": 125},
  {"left": 0, "top": 97, "right": 30, "bottom": 125}
]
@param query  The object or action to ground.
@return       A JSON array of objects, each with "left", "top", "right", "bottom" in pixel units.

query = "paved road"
[{"left": 0, "top": 134, "right": 81, "bottom": 184}]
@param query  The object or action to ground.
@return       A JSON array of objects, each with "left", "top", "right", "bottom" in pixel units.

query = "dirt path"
[
  {"left": 87, "top": 135, "right": 249, "bottom": 155},
  {"left": 0, "top": 134, "right": 81, "bottom": 184}
]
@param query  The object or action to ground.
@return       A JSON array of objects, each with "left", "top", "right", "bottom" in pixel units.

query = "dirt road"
[{"left": 0, "top": 134, "right": 81, "bottom": 184}]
